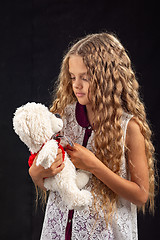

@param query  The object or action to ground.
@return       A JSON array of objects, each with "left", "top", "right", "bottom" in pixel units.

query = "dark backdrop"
[{"left": 0, "top": 0, "right": 159, "bottom": 239}]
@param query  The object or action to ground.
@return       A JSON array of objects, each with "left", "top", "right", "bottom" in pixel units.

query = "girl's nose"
[{"left": 73, "top": 79, "right": 82, "bottom": 89}]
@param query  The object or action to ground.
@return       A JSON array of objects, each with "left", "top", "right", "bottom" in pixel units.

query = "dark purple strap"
[
  {"left": 65, "top": 126, "right": 92, "bottom": 239},
  {"left": 82, "top": 126, "right": 92, "bottom": 148},
  {"left": 65, "top": 210, "right": 74, "bottom": 239}
]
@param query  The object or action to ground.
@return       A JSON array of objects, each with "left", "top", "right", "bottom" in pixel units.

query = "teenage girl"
[{"left": 29, "top": 32, "right": 155, "bottom": 239}]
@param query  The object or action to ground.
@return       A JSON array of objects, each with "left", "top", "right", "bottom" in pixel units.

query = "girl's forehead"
[{"left": 68, "top": 55, "right": 87, "bottom": 74}]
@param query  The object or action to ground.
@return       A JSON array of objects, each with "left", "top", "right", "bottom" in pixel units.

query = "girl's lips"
[{"left": 76, "top": 93, "right": 85, "bottom": 97}]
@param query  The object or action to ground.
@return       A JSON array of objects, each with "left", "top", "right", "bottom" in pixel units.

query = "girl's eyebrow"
[{"left": 69, "top": 71, "right": 87, "bottom": 75}]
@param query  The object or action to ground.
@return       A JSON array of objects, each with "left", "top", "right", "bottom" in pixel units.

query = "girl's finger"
[
  {"left": 55, "top": 163, "right": 65, "bottom": 174},
  {"left": 66, "top": 144, "right": 74, "bottom": 151},
  {"left": 54, "top": 154, "right": 61, "bottom": 162},
  {"left": 45, "top": 161, "right": 64, "bottom": 177},
  {"left": 57, "top": 148, "right": 62, "bottom": 155},
  {"left": 66, "top": 149, "right": 73, "bottom": 157},
  {"left": 54, "top": 158, "right": 63, "bottom": 168}
]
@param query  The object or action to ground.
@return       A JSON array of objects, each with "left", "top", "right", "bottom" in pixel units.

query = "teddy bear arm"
[{"left": 36, "top": 140, "right": 59, "bottom": 169}]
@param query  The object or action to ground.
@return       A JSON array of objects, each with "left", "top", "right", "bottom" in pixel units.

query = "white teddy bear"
[{"left": 13, "top": 102, "right": 92, "bottom": 210}]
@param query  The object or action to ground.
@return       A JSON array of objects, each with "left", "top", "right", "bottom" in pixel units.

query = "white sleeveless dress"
[{"left": 40, "top": 103, "right": 138, "bottom": 240}]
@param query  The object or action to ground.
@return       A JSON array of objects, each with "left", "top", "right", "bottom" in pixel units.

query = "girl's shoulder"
[
  {"left": 121, "top": 111, "right": 134, "bottom": 124},
  {"left": 120, "top": 112, "right": 134, "bottom": 135},
  {"left": 126, "top": 116, "right": 144, "bottom": 147},
  {"left": 62, "top": 102, "right": 77, "bottom": 123},
  {"left": 121, "top": 112, "right": 145, "bottom": 154},
  {"left": 64, "top": 102, "right": 76, "bottom": 113},
  {"left": 122, "top": 112, "right": 141, "bottom": 136}
]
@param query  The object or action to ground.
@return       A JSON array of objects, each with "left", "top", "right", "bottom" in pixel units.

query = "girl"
[{"left": 29, "top": 32, "right": 156, "bottom": 239}]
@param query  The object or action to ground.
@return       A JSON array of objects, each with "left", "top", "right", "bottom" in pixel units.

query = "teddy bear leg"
[
  {"left": 59, "top": 183, "right": 93, "bottom": 210},
  {"left": 43, "top": 155, "right": 93, "bottom": 209},
  {"left": 59, "top": 168, "right": 92, "bottom": 209},
  {"left": 71, "top": 189, "right": 93, "bottom": 210},
  {"left": 44, "top": 177, "right": 56, "bottom": 192},
  {"left": 76, "top": 170, "right": 91, "bottom": 189}
]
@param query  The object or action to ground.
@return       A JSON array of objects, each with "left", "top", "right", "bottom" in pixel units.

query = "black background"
[{"left": 0, "top": 0, "right": 160, "bottom": 239}]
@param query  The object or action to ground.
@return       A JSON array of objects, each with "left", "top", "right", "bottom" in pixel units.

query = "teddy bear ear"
[
  {"left": 13, "top": 106, "right": 26, "bottom": 134},
  {"left": 13, "top": 106, "right": 32, "bottom": 145}
]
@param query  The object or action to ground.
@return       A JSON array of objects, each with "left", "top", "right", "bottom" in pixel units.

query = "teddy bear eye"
[{"left": 55, "top": 113, "right": 61, "bottom": 119}]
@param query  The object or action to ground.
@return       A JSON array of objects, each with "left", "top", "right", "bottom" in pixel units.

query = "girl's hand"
[
  {"left": 29, "top": 148, "right": 65, "bottom": 190},
  {"left": 66, "top": 143, "right": 99, "bottom": 172}
]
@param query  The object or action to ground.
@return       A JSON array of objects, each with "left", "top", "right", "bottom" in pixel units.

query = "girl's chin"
[{"left": 77, "top": 99, "right": 91, "bottom": 106}]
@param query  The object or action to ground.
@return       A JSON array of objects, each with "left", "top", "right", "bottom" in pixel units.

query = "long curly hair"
[{"left": 50, "top": 32, "right": 156, "bottom": 224}]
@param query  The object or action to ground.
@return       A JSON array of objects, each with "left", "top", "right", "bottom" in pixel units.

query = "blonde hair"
[{"left": 50, "top": 32, "right": 156, "bottom": 224}]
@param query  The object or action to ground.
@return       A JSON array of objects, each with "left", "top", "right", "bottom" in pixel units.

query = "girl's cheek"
[{"left": 88, "top": 89, "right": 92, "bottom": 102}]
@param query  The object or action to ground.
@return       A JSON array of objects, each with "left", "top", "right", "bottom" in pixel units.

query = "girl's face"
[{"left": 69, "top": 55, "right": 91, "bottom": 106}]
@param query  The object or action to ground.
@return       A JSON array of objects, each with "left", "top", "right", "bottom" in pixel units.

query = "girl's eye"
[
  {"left": 70, "top": 74, "right": 75, "bottom": 80},
  {"left": 82, "top": 74, "right": 89, "bottom": 81}
]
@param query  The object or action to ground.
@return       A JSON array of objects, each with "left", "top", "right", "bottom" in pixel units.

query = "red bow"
[
  {"left": 28, "top": 139, "right": 65, "bottom": 167},
  {"left": 28, "top": 152, "right": 38, "bottom": 167}
]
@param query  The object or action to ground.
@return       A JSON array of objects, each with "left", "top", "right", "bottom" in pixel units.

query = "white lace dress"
[{"left": 40, "top": 103, "right": 138, "bottom": 240}]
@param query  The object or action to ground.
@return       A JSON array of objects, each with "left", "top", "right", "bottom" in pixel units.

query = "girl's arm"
[
  {"left": 66, "top": 119, "right": 149, "bottom": 206},
  {"left": 29, "top": 148, "right": 64, "bottom": 190}
]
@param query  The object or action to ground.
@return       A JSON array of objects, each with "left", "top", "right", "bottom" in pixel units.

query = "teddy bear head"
[{"left": 13, "top": 102, "right": 63, "bottom": 153}]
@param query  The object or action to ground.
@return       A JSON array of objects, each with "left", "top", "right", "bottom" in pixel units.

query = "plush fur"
[{"left": 13, "top": 102, "right": 92, "bottom": 210}]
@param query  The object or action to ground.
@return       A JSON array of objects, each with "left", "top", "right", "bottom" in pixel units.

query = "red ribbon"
[
  {"left": 28, "top": 152, "right": 38, "bottom": 167},
  {"left": 28, "top": 139, "right": 65, "bottom": 167}
]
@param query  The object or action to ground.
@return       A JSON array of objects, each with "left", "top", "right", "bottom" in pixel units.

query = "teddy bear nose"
[{"left": 55, "top": 113, "right": 61, "bottom": 119}]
